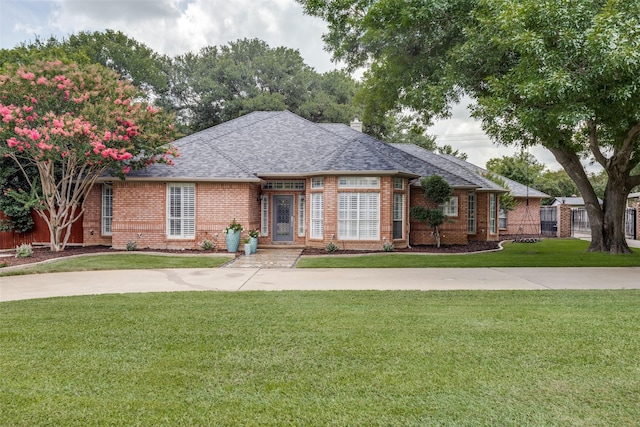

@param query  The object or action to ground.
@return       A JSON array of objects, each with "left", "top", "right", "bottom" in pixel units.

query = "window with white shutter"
[
  {"left": 338, "top": 193, "right": 379, "bottom": 240},
  {"left": 310, "top": 193, "right": 323, "bottom": 239},
  {"left": 167, "top": 184, "right": 195, "bottom": 238}
]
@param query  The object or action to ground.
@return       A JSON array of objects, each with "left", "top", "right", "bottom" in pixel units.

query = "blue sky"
[{"left": 0, "top": 0, "right": 566, "bottom": 171}]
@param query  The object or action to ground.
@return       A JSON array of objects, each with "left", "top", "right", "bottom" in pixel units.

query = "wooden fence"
[{"left": 0, "top": 210, "right": 83, "bottom": 249}]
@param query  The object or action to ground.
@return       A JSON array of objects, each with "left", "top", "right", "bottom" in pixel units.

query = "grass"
[
  {"left": 1, "top": 291, "right": 639, "bottom": 426},
  {"left": 297, "top": 238, "right": 640, "bottom": 268},
  {"left": 0, "top": 253, "right": 231, "bottom": 276}
]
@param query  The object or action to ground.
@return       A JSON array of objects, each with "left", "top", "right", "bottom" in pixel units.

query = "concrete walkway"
[
  {"left": 225, "top": 248, "right": 303, "bottom": 268},
  {"left": 2, "top": 266, "right": 640, "bottom": 302}
]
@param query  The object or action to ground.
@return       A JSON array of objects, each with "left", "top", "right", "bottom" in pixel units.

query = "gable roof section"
[
  {"left": 390, "top": 143, "right": 505, "bottom": 191},
  {"left": 319, "top": 124, "right": 479, "bottom": 187},
  {"left": 438, "top": 153, "right": 549, "bottom": 198},
  {"left": 391, "top": 143, "right": 549, "bottom": 197}
]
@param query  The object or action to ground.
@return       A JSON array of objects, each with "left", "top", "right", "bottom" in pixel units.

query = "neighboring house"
[
  {"left": 550, "top": 197, "right": 598, "bottom": 207},
  {"left": 82, "top": 111, "right": 529, "bottom": 251}
]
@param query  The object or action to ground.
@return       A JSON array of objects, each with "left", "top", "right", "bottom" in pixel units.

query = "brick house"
[{"left": 82, "top": 111, "right": 544, "bottom": 251}]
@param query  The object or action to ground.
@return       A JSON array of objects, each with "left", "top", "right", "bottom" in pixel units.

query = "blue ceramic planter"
[
  {"left": 249, "top": 237, "right": 258, "bottom": 254},
  {"left": 225, "top": 230, "right": 241, "bottom": 253}
]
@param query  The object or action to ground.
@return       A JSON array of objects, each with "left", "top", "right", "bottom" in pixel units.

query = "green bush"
[{"left": 15, "top": 243, "right": 33, "bottom": 258}]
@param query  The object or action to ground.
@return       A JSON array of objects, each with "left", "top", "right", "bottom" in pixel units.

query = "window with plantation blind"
[
  {"left": 167, "top": 184, "right": 195, "bottom": 238},
  {"left": 102, "top": 185, "right": 113, "bottom": 235},
  {"left": 338, "top": 193, "right": 379, "bottom": 240},
  {"left": 310, "top": 193, "right": 323, "bottom": 239},
  {"left": 393, "top": 193, "right": 404, "bottom": 239}
]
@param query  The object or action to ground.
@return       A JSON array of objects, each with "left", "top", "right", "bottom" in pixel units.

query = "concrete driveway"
[{"left": 2, "top": 267, "right": 640, "bottom": 302}]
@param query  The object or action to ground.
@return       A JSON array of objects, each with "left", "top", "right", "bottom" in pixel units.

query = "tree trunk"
[
  {"left": 602, "top": 176, "right": 632, "bottom": 254},
  {"left": 37, "top": 204, "right": 79, "bottom": 252},
  {"left": 434, "top": 226, "right": 441, "bottom": 248},
  {"left": 548, "top": 146, "right": 632, "bottom": 254}
]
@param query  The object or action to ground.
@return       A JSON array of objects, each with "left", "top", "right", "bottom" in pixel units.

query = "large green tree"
[
  {"left": 299, "top": 0, "right": 640, "bottom": 254},
  {"left": 0, "top": 31, "right": 170, "bottom": 101},
  {"left": 167, "top": 38, "right": 360, "bottom": 131}
]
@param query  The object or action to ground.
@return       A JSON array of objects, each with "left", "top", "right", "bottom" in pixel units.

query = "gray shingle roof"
[
  {"left": 391, "top": 143, "right": 548, "bottom": 198},
  {"left": 438, "top": 153, "right": 549, "bottom": 198},
  {"left": 129, "top": 111, "right": 422, "bottom": 180},
  {"left": 126, "top": 111, "right": 543, "bottom": 196}
]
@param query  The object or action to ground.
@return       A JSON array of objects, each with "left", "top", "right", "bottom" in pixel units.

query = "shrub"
[
  {"left": 326, "top": 241, "right": 339, "bottom": 253},
  {"left": 15, "top": 243, "right": 33, "bottom": 258},
  {"left": 201, "top": 239, "right": 215, "bottom": 251},
  {"left": 126, "top": 240, "right": 138, "bottom": 251},
  {"left": 382, "top": 240, "right": 395, "bottom": 252}
]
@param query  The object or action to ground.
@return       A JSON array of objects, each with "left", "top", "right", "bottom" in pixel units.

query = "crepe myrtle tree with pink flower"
[{"left": 0, "top": 60, "right": 179, "bottom": 251}]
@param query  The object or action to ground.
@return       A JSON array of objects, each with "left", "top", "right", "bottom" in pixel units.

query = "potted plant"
[
  {"left": 223, "top": 218, "right": 243, "bottom": 252},
  {"left": 248, "top": 229, "right": 259, "bottom": 254},
  {"left": 243, "top": 237, "right": 252, "bottom": 256}
]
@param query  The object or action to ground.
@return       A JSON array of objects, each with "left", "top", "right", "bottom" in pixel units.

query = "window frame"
[
  {"left": 338, "top": 176, "right": 380, "bottom": 189},
  {"left": 467, "top": 191, "right": 476, "bottom": 234},
  {"left": 101, "top": 184, "right": 113, "bottom": 236},
  {"left": 311, "top": 177, "right": 324, "bottom": 189},
  {"left": 298, "top": 194, "right": 306, "bottom": 237},
  {"left": 261, "top": 195, "right": 269, "bottom": 236},
  {"left": 393, "top": 192, "right": 404, "bottom": 239},
  {"left": 167, "top": 183, "right": 195, "bottom": 239},
  {"left": 490, "top": 193, "right": 497, "bottom": 234},
  {"left": 439, "top": 196, "right": 459, "bottom": 217},
  {"left": 310, "top": 193, "right": 323, "bottom": 239},
  {"left": 337, "top": 192, "right": 380, "bottom": 240}
]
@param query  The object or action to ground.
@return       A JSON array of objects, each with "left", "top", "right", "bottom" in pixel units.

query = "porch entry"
[{"left": 272, "top": 195, "right": 294, "bottom": 242}]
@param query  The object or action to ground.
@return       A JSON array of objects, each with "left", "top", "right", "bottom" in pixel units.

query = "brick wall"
[
  {"left": 505, "top": 197, "right": 543, "bottom": 235},
  {"left": 303, "top": 176, "right": 410, "bottom": 250},
  {"left": 558, "top": 204, "right": 572, "bottom": 238},
  {"left": 83, "top": 181, "right": 256, "bottom": 250},
  {"left": 82, "top": 184, "right": 112, "bottom": 246},
  {"left": 409, "top": 187, "right": 470, "bottom": 246}
]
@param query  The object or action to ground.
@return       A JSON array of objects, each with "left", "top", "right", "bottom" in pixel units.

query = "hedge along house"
[{"left": 83, "top": 111, "right": 511, "bottom": 251}]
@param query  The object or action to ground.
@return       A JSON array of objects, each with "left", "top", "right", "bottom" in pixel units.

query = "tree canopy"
[
  {"left": 298, "top": 0, "right": 640, "bottom": 253},
  {"left": 0, "top": 60, "right": 179, "bottom": 251},
  {"left": 163, "top": 38, "right": 360, "bottom": 131}
]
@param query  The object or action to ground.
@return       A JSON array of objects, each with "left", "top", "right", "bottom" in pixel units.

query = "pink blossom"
[
  {"left": 36, "top": 77, "right": 48, "bottom": 85},
  {"left": 37, "top": 141, "right": 53, "bottom": 151},
  {"left": 103, "top": 131, "right": 111, "bottom": 141},
  {"left": 28, "top": 129, "right": 41, "bottom": 141},
  {"left": 122, "top": 166, "right": 131, "bottom": 174},
  {"left": 18, "top": 70, "right": 35, "bottom": 80},
  {"left": 7, "top": 137, "right": 20, "bottom": 148}
]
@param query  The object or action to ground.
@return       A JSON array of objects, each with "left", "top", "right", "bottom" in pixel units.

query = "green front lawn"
[
  {"left": 297, "top": 239, "right": 640, "bottom": 268},
  {"left": 0, "top": 253, "right": 231, "bottom": 276},
  {"left": 2, "top": 291, "right": 639, "bottom": 426}
]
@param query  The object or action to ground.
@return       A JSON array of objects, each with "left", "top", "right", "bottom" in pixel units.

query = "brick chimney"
[{"left": 350, "top": 118, "right": 362, "bottom": 132}]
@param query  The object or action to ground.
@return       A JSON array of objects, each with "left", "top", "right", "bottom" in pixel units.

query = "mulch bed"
[
  {"left": 1, "top": 241, "right": 502, "bottom": 268},
  {"left": 0, "top": 245, "right": 205, "bottom": 268},
  {"left": 301, "top": 240, "right": 501, "bottom": 255}
]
